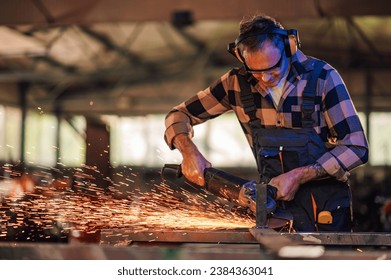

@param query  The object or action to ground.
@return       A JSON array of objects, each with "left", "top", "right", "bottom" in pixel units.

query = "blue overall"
[{"left": 238, "top": 62, "right": 352, "bottom": 232}]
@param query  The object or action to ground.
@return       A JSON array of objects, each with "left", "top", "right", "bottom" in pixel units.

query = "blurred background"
[{"left": 0, "top": 0, "right": 391, "bottom": 239}]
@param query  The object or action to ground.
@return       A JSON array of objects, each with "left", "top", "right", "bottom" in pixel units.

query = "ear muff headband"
[{"left": 228, "top": 27, "right": 300, "bottom": 62}]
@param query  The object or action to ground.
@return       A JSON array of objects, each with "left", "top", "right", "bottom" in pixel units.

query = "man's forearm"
[
  {"left": 269, "top": 162, "right": 328, "bottom": 201},
  {"left": 172, "top": 133, "right": 211, "bottom": 186},
  {"left": 172, "top": 134, "right": 198, "bottom": 156},
  {"left": 296, "top": 162, "right": 328, "bottom": 185}
]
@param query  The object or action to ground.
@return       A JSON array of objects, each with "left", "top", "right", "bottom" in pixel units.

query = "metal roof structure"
[{"left": 0, "top": 0, "right": 390, "bottom": 116}]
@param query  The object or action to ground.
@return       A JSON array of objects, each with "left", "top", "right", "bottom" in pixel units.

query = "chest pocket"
[{"left": 253, "top": 127, "right": 327, "bottom": 181}]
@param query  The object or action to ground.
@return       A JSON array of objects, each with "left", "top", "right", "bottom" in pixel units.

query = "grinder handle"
[{"left": 162, "top": 164, "right": 278, "bottom": 199}]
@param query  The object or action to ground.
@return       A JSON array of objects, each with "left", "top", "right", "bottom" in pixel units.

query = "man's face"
[{"left": 242, "top": 40, "right": 289, "bottom": 88}]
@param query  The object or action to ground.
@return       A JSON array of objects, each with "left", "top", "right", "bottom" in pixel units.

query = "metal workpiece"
[
  {"left": 250, "top": 228, "right": 391, "bottom": 247},
  {"left": 279, "top": 231, "right": 391, "bottom": 246},
  {"left": 100, "top": 226, "right": 319, "bottom": 258},
  {"left": 96, "top": 227, "right": 391, "bottom": 260},
  {"left": 249, "top": 227, "right": 391, "bottom": 259},
  {"left": 100, "top": 228, "right": 258, "bottom": 246},
  {"left": 255, "top": 183, "right": 268, "bottom": 228}
]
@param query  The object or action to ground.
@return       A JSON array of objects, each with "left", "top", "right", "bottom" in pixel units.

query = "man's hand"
[
  {"left": 269, "top": 169, "right": 302, "bottom": 201},
  {"left": 173, "top": 134, "right": 211, "bottom": 186},
  {"left": 269, "top": 163, "right": 328, "bottom": 201}
]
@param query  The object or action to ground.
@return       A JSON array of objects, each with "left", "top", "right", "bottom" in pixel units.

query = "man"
[{"left": 164, "top": 14, "right": 368, "bottom": 232}]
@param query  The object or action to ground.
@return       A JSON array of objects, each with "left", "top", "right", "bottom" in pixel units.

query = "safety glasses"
[
  {"left": 227, "top": 42, "right": 284, "bottom": 75},
  {"left": 244, "top": 55, "right": 283, "bottom": 74}
]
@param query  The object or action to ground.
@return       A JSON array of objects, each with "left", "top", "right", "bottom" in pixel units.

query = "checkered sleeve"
[
  {"left": 317, "top": 68, "right": 369, "bottom": 180},
  {"left": 164, "top": 72, "right": 233, "bottom": 149}
]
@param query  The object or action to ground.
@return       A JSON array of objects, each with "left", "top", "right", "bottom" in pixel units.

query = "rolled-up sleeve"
[{"left": 164, "top": 109, "right": 194, "bottom": 150}]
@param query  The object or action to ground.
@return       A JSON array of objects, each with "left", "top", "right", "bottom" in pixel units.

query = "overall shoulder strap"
[
  {"left": 301, "top": 61, "right": 325, "bottom": 128},
  {"left": 237, "top": 73, "right": 260, "bottom": 126}
]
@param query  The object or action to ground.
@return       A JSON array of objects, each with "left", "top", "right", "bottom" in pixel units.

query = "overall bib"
[{"left": 238, "top": 62, "right": 352, "bottom": 232}]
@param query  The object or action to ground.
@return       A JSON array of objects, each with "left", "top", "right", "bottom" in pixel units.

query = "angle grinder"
[{"left": 161, "top": 164, "right": 278, "bottom": 215}]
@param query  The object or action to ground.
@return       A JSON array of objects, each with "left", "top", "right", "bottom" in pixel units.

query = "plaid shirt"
[{"left": 165, "top": 50, "right": 368, "bottom": 180}]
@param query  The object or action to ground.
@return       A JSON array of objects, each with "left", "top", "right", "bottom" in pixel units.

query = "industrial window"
[
  {"left": 25, "top": 110, "right": 57, "bottom": 166},
  {"left": 24, "top": 112, "right": 85, "bottom": 167},
  {"left": 369, "top": 112, "right": 391, "bottom": 166},
  {"left": 58, "top": 116, "right": 86, "bottom": 167},
  {"left": 0, "top": 105, "right": 21, "bottom": 163},
  {"left": 108, "top": 114, "right": 181, "bottom": 167}
]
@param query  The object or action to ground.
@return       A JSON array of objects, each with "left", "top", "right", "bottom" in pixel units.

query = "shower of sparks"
[{"left": 0, "top": 167, "right": 255, "bottom": 241}]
